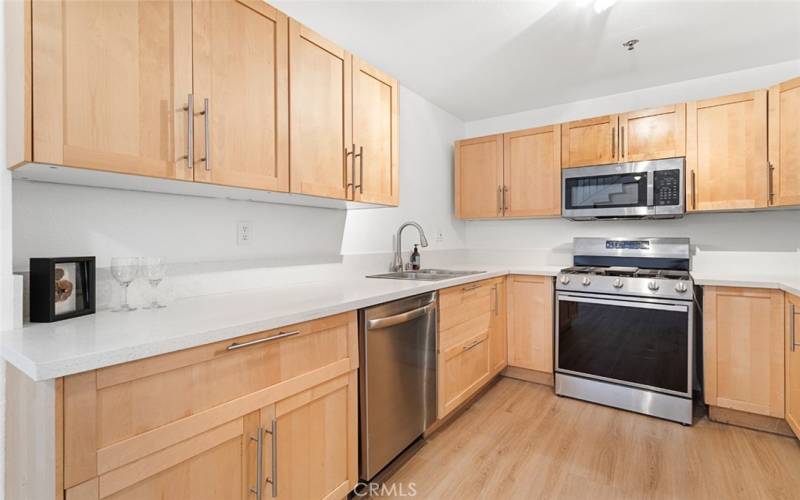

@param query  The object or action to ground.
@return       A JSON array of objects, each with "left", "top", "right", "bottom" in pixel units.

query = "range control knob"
[
  {"left": 675, "top": 282, "right": 689, "bottom": 294},
  {"left": 613, "top": 278, "right": 624, "bottom": 289},
  {"left": 648, "top": 281, "right": 660, "bottom": 291},
  {"left": 581, "top": 277, "right": 592, "bottom": 286},
  {"left": 560, "top": 275, "right": 570, "bottom": 285}
]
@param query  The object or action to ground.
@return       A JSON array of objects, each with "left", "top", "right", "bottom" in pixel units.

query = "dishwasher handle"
[{"left": 367, "top": 302, "right": 435, "bottom": 329}]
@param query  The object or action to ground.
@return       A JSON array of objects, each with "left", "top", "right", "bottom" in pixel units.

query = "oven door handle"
[{"left": 557, "top": 293, "right": 689, "bottom": 313}]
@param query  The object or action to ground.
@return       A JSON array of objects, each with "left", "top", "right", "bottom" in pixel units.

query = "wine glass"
[
  {"left": 141, "top": 257, "right": 167, "bottom": 309},
  {"left": 110, "top": 257, "right": 139, "bottom": 312}
]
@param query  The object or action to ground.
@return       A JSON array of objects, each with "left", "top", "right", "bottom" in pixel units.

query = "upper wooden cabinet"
[
  {"left": 561, "top": 115, "right": 618, "bottom": 168},
  {"left": 32, "top": 0, "right": 193, "bottom": 180},
  {"left": 454, "top": 135, "right": 504, "bottom": 219},
  {"left": 786, "top": 293, "right": 800, "bottom": 438},
  {"left": 686, "top": 91, "right": 768, "bottom": 212},
  {"left": 24, "top": 2, "right": 398, "bottom": 205},
  {"left": 503, "top": 125, "right": 561, "bottom": 217},
  {"left": 619, "top": 104, "right": 686, "bottom": 162},
  {"left": 769, "top": 77, "right": 800, "bottom": 207},
  {"left": 507, "top": 275, "right": 554, "bottom": 373},
  {"left": 703, "top": 286, "right": 784, "bottom": 418},
  {"left": 193, "top": 0, "right": 289, "bottom": 191},
  {"left": 353, "top": 58, "right": 400, "bottom": 205},
  {"left": 288, "top": 20, "right": 351, "bottom": 200}
]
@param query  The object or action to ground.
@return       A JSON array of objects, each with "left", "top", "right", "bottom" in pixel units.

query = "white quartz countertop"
[
  {"left": 691, "top": 272, "right": 800, "bottom": 297},
  {"left": 1, "top": 265, "right": 561, "bottom": 381}
]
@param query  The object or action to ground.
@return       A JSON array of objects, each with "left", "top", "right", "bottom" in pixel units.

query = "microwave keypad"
[{"left": 654, "top": 170, "right": 681, "bottom": 206}]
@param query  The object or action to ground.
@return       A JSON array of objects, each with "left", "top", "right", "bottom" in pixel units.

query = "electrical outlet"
[{"left": 237, "top": 221, "right": 252, "bottom": 246}]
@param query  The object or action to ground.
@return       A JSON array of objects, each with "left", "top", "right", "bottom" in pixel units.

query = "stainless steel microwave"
[{"left": 561, "top": 158, "right": 685, "bottom": 220}]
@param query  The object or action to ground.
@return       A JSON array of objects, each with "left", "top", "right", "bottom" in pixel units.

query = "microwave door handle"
[{"left": 646, "top": 170, "right": 655, "bottom": 208}]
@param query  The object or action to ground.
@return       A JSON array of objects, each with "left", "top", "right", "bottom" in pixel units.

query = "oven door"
[{"left": 556, "top": 292, "right": 692, "bottom": 397}]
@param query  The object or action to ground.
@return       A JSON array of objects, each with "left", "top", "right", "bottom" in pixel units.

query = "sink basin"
[{"left": 366, "top": 269, "right": 486, "bottom": 281}]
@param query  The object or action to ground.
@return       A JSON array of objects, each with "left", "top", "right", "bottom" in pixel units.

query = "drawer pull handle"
[
  {"left": 462, "top": 283, "right": 481, "bottom": 292},
  {"left": 463, "top": 338, "right": 484, "bottom": 351},
  {"left": 792, "top": 303, "right": 799, "bottom": 353},
  {"left": 227, "top": 330, "right": 301, "bottom": 351}
]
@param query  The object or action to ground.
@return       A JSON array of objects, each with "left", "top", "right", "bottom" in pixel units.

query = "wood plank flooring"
[{"left": 382, "top": 378, "right": 800, "bottom": 499}]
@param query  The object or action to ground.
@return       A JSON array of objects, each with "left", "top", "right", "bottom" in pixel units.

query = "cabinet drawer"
[
  {"left": 63, "top": 312, "right": 358, "bottom": 489},
  {"left": 439, "top": 332, "right": 490, "bottom": 417},
  {"left": 439, "top": 279, "right": 493, "bottom": 331}
]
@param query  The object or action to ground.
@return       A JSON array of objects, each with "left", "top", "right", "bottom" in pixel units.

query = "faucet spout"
[{"left": 393, "top": 221, "right": 428, "bottom": 271}]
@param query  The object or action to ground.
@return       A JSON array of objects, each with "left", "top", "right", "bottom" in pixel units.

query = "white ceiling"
[{"left": 274, "top": 0, "right": 800, "bottom": 121}]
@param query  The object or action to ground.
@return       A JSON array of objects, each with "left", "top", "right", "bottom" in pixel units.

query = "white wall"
[
  {"left": 12, "top": 86, "right": 465, "bottom": 271},
  {"left": 463, "top": 59, "right": 800, "bottom": 255}
]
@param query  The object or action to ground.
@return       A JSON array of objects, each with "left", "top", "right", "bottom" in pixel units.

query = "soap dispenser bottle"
[{"left": 410, "top": 244, "right": 421, "bottom": 270}]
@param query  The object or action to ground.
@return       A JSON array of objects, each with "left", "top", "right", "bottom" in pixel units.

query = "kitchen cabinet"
[
  {"left": 59, "top": 312, "right": 359, "bottom": 500},
  {"left": 353, "top": 57, "right": 400, "bottom": 205},
  {"left": 703, "top": 286, "right": 784, "bottom": 418},
  {"left": 503, "top": 125, "right": 561, "bottom": 217},
  {"left": 288, "top": 20, "right": 352, "bottom": 200},
  {"left": 489, "top": 278, "right": 508, "bottom": 375},
  {"left": 193, "top": 0, "right": 289, "bottom": 191},
  {"left": 786, "top": 293, "right": 800, "bottom": 438},
  {"left": 438, "top": 280, "right": 494, "bottom": 418},
  {"left": 454, "top": 134, "right": 504, "bottom": 219},
  {"left": 32, "top": 0, "right": 193, "bottom": 180},
  {"left": 561, "top": 115, "right": 619, "bottom": 168},
  {"left": 507, "top": 275, "right": 554, "bottom": 373},
  {"left": 686, "top": 90, "right": 768, "bottom": 212},
  {"left": 768, "top": 76, "right": 800, "bottom": 207},
  {"left": 618, "top": 104, "right": 686, "bottom": 162}
]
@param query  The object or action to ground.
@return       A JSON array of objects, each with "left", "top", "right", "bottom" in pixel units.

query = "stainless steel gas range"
[{"left": 554, "top": 237, "right": 700, "bottom": 425}]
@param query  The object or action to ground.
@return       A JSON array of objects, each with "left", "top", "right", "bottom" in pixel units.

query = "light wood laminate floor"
[{"left": 384, "top": 378, "right": 800, "bottom": 499}]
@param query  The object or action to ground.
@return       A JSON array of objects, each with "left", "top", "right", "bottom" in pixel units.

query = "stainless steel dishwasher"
[{"left": 359, "top": 291, "right": 437, "bottom": 481}]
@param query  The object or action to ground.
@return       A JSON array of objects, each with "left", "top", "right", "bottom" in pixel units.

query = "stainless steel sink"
[{"left": 366, "top": 269, "right": 486, "bottom": 281}]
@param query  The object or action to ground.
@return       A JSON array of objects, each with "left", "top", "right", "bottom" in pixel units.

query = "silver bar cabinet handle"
[
  {"left": 611, "top": 127, "right": 615, "bottom": 159},
  {"left": 462, "top": 283, "right": 481, "bottom": 292},
  {"left": 463, "top": 338, "right": 483, "bottom": 351},
  {"left": 184, "top": 94, "right": 194, "bottom": 169},
  {"left": 691, "top": 170, "right": 697, "bottom": 210},
  {"left": 344, "top": 146, "right": 354, "bottom": 191},
  {"left": 265, "top": 419, "right": 278, "bottom": 497},
  {"left": 497, "top": 186, "right": 502, "bottom": 215},
  {"left": 768, "top": 161, "right": 775, "bottom": 205},
  {"left": 792, "top": 303, "right": 798, "bottom": 353},
  {"left": 201, "top": 98, "right": 211, "bottom": 170},
  {"left": 503, "top": 185, "right": 509, "bottom": 212},
  {"left": 250, "top": 427, "right": 263, "bottom": 500},
  {"left": 621, "top": 126, "right": 625, "bottom": 158},
  {"left": 227, "top": 330, "right": 301, "bottom": 351},
  {"left": 356, "top": 146, "right": 364, "bottom": 194},
  {"left": 493, "top": 285, "right": 499, "bottom": 316}
]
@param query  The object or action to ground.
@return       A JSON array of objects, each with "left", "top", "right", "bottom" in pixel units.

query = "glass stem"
[{"left": 121, "top": 282, "right": 129, "bottom": 309}]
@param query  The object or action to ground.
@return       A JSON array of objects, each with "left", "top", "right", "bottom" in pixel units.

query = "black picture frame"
[{"left": 30, "top": 257, "right": 96, "bottom": 322}]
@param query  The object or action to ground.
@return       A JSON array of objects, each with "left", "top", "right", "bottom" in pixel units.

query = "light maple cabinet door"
[
  {"left": 507, "top": 275, "right": 554, "bottom": 373},
  {"left": 619, "top": 104, "right": 686, "bottom": 162},
  {"left": 454, "top": 135, "right": 504, "bottom": 219},
  {"left": 32, "top": 0, "right": 193, "bottom": 179},
  {"left": 786, "top": 293, "right": 800, "bottom": 438},
  {"left": 289, "top": 19, "right": 352, "bottom": 200},
  {"left": 352, "top": 57, "right": 399, "bottom": 206},
  {"left": 561, "top": 115, "right": 619, "bottom": 168},
  {"left": 489, "top": 278, "right": 508, "bottom": 375},
  {"left": 768, "top": 77, "right": 800, "bottom": 207},
  {"left": 703, "top": 286, "right": 784, "bottom": 418},
  {"left": 503, "top": 125, "right": 561, "bottom": 217},
  {"left": 265, "top": 372, "right": 358, "bottom": 500},
  {"left": 686, "top": 91, "right": 768, "bottom": 212},
  {"left": 192, "top": 0, "right": 289, "bottom": 191}
]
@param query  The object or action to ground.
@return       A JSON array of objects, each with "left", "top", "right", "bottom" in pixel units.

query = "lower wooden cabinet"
[
  {"left": 507, "top": 275, "right": 554, "bottom": 373},
  {"left": 59, "top": 312, "right": 359, "bottom": 500},
  {"left": 786, "top": 293, "right": 800, "bottom": 437},
  {"left": 437, "top": 278, "right": 496, "bottom": 418},
  {"left": 489, "top": 278, "right": 508, "bottom": 375},
  {"left": 703, "top": 286, "right": 785, "bottom": 417}
]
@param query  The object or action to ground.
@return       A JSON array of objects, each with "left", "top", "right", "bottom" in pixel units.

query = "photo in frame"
[{"left": 30, "top": 257, "right": 95, "bottom": 322}]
